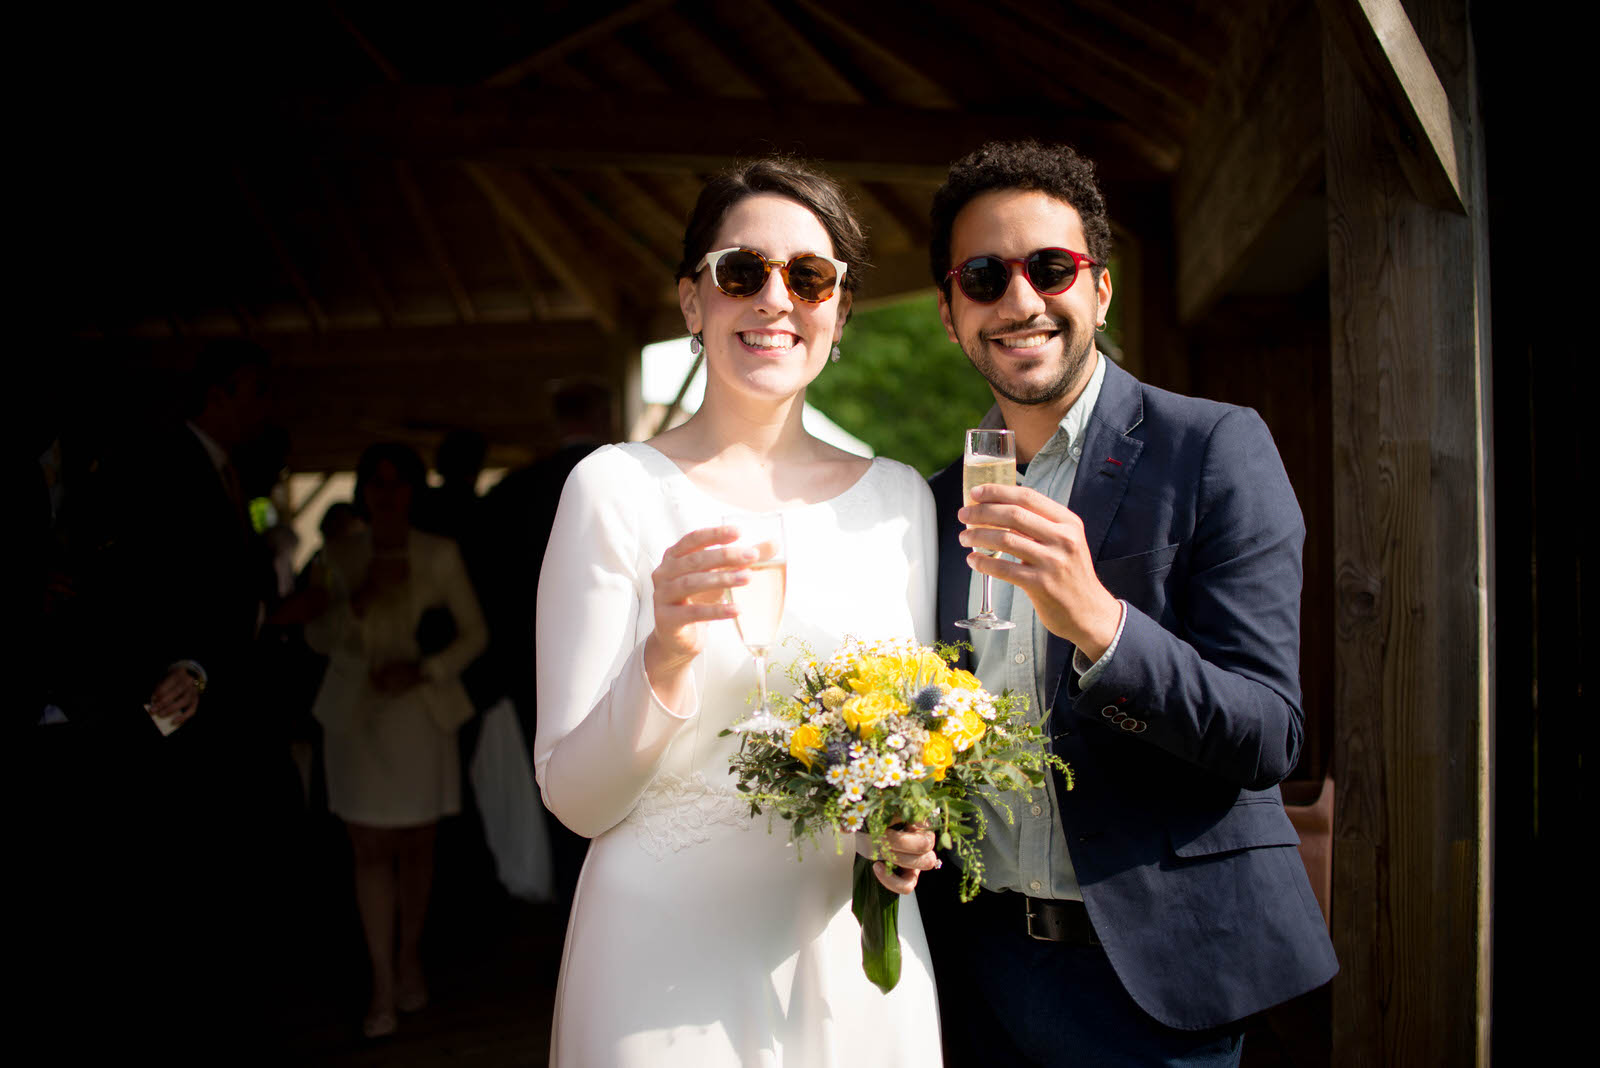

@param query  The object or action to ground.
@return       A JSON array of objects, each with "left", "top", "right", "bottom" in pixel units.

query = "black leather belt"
[{"left": 969, "top": 889, "right": 1100, "bottom": 945}]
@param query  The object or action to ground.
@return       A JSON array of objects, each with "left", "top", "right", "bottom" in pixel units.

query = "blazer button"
[
  {"left": 1101, "top": 705, "right": 1117, "bottom": 718},
  {"left": 1111, "top": 712, "right": 1126, "bottom": 724},
  {"left": 1120, "top": 719, "right": 1137, "bottom": 731},
  {"left": 1131, "top": 721, "right": 1148, "bottom": 733}
]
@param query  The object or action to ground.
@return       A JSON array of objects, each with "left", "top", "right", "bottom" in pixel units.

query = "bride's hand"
[
  {"left": 857, "top": 823, "right": 940, "bottom": 895},
  {"left": 643, "top": 525, "right": 755, "bottom": 703}
]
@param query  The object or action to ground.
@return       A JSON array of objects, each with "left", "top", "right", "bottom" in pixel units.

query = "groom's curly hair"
[{"left": 929, "top": 140, "right": 1112, "bottom": 299}]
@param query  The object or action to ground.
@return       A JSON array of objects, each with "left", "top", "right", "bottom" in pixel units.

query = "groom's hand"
[
  {"left": 857, "top": 824, "right": 939, "bottom": 895},
  {"left": 959, "top": 483, "right": 1122, "bottom": 661}
]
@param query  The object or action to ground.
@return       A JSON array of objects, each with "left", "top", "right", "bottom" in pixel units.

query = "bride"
[{"left": 534, "top": 157, "right": 944, "bottom": 1066}]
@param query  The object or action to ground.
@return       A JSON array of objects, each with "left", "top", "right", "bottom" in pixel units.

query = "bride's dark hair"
[{"left": 675, "top": 156, "right": 869, "bottom": 299}]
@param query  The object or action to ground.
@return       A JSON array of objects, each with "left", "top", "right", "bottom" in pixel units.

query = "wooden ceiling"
[{"left": 52, "top": 0, "right": 1287, "bottom": 468}]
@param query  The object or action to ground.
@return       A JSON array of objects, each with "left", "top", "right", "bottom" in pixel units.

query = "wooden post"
[{"left": 1323, "top": 0, "right": 1493, "bottom": 1062}]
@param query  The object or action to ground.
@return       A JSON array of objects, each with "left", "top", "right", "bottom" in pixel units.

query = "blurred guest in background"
[
  {"left": 481, "top": 381, "right": 612, "bottom": 908},
  {"left": 305, "top": 442, "right": 487, "bottom": 1039}
]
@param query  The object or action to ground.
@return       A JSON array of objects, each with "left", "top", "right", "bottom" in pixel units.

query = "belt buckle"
[{"left": 1024, "top": 898, "right": 1059, "bottom": 942}]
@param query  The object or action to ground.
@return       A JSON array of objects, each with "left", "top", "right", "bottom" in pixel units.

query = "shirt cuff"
[
  {"left": 169, "top": 659, "right": 208, "bottom": 686},
  {"left": 1072, "top": 600, "right": 1127, "bottom": 688}
]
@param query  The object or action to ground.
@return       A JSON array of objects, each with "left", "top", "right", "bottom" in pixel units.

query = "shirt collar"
[
  {"left": 185, "top": 420, "right": 230, "bottom": 473},
  {"left": 978, "top": 351, "right": 1109, "bottom": 458}
]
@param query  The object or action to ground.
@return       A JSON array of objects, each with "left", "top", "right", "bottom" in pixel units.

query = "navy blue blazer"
[{"left": 927, "top": 359, "right": 1337, "bottom": 1030}]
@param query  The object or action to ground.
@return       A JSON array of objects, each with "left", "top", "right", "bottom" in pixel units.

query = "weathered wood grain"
[{"left": 1324, "top": 1, "right": 1491, "bottom": 1059}]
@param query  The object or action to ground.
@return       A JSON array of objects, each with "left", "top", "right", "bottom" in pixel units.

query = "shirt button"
[
  {"left": 1030, "top": 804, "right": 1043, "bottom": 817},
  {"left": 1029, "top": 880, "right": 1043, "bottom": 892},
  {"left": 1013, "top": 652, "right": 1026, "bottom": 664}
]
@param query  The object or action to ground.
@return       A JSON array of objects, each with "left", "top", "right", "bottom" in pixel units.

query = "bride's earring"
[
  {"left": 689, "top": 333, "right": 704, "bottom": 356},
  {"left": 830, "top": 343, "right": 841, "bottom": 363}
]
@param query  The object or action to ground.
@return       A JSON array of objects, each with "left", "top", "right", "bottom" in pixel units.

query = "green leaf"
[{"left": 851, "top": 854, "right": 901, "bottom": 994}]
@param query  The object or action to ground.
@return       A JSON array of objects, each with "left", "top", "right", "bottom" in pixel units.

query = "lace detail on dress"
[{"left": 624, "top": 771, "right": 751, "bottom": 859}]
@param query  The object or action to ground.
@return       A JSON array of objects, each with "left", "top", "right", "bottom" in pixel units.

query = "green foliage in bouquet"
[{"left": 721, "top": 635, "right": 1073, "bottom": 992}]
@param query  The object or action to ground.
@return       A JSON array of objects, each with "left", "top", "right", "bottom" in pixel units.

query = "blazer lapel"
[{"left": 1046, "top": 359, "right": 1146, "bottom": 710}]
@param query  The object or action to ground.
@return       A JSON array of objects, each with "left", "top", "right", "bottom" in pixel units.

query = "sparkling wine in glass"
[
  {"left": 724, "top": 513, "right": 789, "bottom": 732},
  {"left": 956, "top": 428, "right": 1016, "bottom": 632}
]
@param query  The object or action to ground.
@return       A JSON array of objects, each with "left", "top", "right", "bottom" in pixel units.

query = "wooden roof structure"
[
  {"left": 58, "top": 0, "right": 1323, "bottom": 469},
  {"left": 46, "top": 2, "right": 1571, "bottom": 1064}
]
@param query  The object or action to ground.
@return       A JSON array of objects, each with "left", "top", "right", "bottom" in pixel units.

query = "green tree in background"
[{"left": 806, "top": 293, "right": 994, "bottom": 476}]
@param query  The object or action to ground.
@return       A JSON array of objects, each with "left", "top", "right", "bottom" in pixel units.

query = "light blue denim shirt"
[{"left": 967, "top": 353, "right": 1126, "bottom": 899}]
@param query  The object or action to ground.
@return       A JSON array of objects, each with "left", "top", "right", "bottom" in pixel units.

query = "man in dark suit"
[
  {"left": 907, "top": 141, "right": 1337, "bottom": 1065},
  {"left": 480, "top": 380, "right": 613, "bottom": 909},
  {"left": 37, "top": 338, "right": 280, "bottom": 1046}
]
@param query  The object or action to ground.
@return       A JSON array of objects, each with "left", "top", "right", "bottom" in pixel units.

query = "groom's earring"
[
  {"left": 830, "top": 343, "right": 841, "bottom": 363},
  {"left": 689, "top": 332, "right": 704, "bottom": 356}
]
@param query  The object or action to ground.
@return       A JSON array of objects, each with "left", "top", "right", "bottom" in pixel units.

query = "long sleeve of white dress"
[{"left": 534, "top": 449, "right": 700, "bottom": 839}]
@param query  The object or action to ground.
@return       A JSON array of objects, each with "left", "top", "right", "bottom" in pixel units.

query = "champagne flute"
[
  {"left": 956, "top": 428, "right": 1016, "bottom": 631},
  {"left": 723, "top": 513, "right": 789, "bottom": 732}
]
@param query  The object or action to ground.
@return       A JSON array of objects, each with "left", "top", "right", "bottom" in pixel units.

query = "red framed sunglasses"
[
  {"left": 697, "top": 247, "right": 848, "bottom": 304},
  {"left": 946, "top": 247, "right": 1098, "bottom": 304}
]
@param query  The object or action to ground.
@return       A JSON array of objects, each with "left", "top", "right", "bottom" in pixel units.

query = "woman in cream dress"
[
  {"left": 308, "top": 442, "right": 487, "bottom": 1038},
  {"left": 536, "top": 159, "right": 943, "bottom": 1067}
]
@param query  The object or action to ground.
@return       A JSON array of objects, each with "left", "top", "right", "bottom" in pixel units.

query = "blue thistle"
[
  {"left": 823, "top": 737, "right": 851, "bottom": 768},
  {"left": 913, "top": 685, "right": 944, "bottom": 713}
]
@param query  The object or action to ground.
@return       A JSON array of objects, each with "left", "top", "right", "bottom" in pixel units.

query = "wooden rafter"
[
  {"left": 491, "top": 208, "right": 550, "bottom": 321},
  {"left": 328, "top": 2, "right": 404, "bottom": 82},
  {"left": 484, "top": 0, "right": 673, "bottom": 86},
  {"left": 1074, "top": 0, "right": 1223, "bottom": 82},
  {"left": 1317, "top": 0, "right": 1468, "bottom": 212},
  {"left": 632, "top": 7, "right": 765, "bottom": 99},
  {"left": 314, "top": 160, "right": 396, "bottom": 328},
  {"left": 255, "top": 87, "right": 1163, "bottom": 180},
  {"left": 232, "top": 167, "right": 327, "bottom": 332},
  {"left": 535, "top": 167, "right": 676, "bottom": 281},
  {"left": 736, "top": 0, "right": 866, "bottom": 104},
  {"left": 393, "top": 161, "right": 477, "bottom": 324},
  {"left": 464, "top": 162, "right": 621, "bottom": 332},
  {"left": 792, "top": 0, "right": 956, "bottom": 108},
  {"left": 934, "top": 0, "right": 1193, "bottom": 139},
  {"left": 1174, "top": 2, "right": 1324, "bottom": 323},
  {"left": 989, "top": 0, "right": 1208, "bottom": 116}
]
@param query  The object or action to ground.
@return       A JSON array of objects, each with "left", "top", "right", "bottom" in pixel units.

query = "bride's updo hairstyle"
[{"left": 675, "top": 156, "right": 869, "bottom": 306}]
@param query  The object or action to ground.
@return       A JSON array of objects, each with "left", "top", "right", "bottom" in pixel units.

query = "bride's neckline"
[{"left": 626, "top": 440, "right": 881, "bottom": 514}]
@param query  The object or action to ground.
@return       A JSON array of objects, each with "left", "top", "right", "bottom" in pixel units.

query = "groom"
[{"left": 909, "top": 141, "right": 1337, "bottom": 1065}]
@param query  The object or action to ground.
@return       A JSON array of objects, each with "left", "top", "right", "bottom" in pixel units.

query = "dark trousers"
[{"left": 919, "top": 877, "right": 1244, "bottom": 1068}]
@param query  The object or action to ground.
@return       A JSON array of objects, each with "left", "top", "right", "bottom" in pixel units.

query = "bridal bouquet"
[{"left": 723, "top": 635, "right": 1071, "bottom": 993}]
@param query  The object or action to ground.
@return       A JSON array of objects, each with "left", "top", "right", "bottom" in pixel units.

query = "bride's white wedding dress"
[{"left": 535, "top": 442, "right": 943, "bottom": 1067}]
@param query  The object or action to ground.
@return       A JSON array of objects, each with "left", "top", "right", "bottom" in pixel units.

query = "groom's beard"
[{"left": 961, "top": 313, "right": 1095, "bottom": 407}]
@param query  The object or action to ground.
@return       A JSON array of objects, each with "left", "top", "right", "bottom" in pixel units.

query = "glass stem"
[
  {"left": 978, "top": 574, "right": 995, "bottom": 617},
  {"left": 753, "top": 652, "right": 769, "bottom": 713}
]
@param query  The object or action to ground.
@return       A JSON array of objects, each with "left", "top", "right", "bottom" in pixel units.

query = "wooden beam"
[
  {"left": 315, "top": 161, "right": 397, "bottom": 328},
  {"left": 484, "top": 0, "right": 673, "bottom": 86},
  {"left": 534, "top": 167, "right": 676, "bottom": 278},
  {"left": 1316, "top": 0, "right": 1469, "bottom": 212},
  {"left": 986, "top": 0, "right": 1206, "bottom": 125},
  {"left": 792, "top": 0, "right": 956, "bottom": 107},
  {"left": 393, "top": 161, "right": 477, "bottom": 324},
  {"left": 463, "top": 163, "right": 622, "bottom": 332},
  {"left": 491, "top": 208, "right": 550, "bottom": 320},
  {"left": 1323, "top": 1, "right": 1491, "bottom": 1061},
  {"left": 249, "top": 87, "right": 1165, "bottom": 181},
  {"left": 1174, "top": 1, "right": 1324, "bottom": 323},
  {"left": 232, "top": 167, "right": 327, "bottom": 332}
]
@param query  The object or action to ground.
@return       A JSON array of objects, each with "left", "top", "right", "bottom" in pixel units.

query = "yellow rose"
[
  {"left": 842, "top": 691, "right": 905, "bottom": 736},
  {"left": 819, "top": 685, "right": 849, "bottom": 713},
  {"left": 943, "top": 707, "right": 987, "bottom": 752},
  {"left": 922, "top": 731, "right": 956, "bottom": 781},
  {"left": 789, "top": 723, "right": 824, "bottom": 769},
  {"left": 947, "top": 668, "right": 983, "bottom": 691}
]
